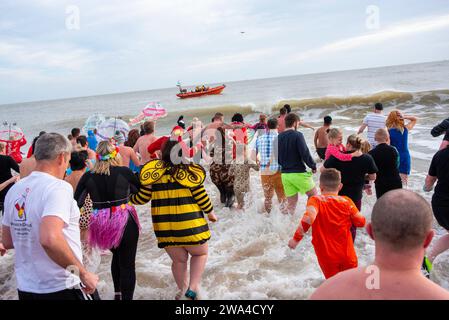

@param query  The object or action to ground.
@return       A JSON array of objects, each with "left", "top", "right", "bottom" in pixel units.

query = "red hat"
[{"left": 170, "top": 126, "right": 184, "bottom": 142}]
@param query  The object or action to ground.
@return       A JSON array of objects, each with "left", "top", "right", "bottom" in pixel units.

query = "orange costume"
[{"left": 293, "top": 194, "right": 366, "bottom": 279}]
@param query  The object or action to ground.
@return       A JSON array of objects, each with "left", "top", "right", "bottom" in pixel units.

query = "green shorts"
[{"left": 281, "top": 172, "right": 315, "bottom": 197}]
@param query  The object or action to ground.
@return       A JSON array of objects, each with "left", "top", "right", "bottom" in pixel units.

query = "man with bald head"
[
  {"left": 369, "top": 128, "right": 402, "bottom": 199},
  {"left": 311, "top": 189, "right": 449, "bottom": 300}
]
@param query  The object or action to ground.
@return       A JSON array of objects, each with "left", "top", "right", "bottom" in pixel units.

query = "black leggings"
[{"left": 110, "top": 214, "right": 139, "bottom": 300}]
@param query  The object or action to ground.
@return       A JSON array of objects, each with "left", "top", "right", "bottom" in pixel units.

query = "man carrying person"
[
  {"left": 358, "top": 102, "right": 386, "bottom": 148},
  {"left": 310, "top": 189, "right": 449, "bottom": 300},
  {"left": 275, "top": 113, "right": 317, "bottom": 214},
  {"left": 1, "top": 133, "right": 99, "bottom": 300}
]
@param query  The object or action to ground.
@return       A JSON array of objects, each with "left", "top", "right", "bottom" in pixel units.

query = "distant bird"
[{"left": 240, "top": 31, "right": 245, "bottom": 34}]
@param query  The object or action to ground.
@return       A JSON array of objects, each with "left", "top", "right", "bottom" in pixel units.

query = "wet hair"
[
  {"left": 76, "top": 135, "right": 88, "bottom": 147},
  {"left": 125, "top": 129, "right": 140, "bottom": 148},
  {"left": 324, "top": 116, "right": 332, "bottom": 125},
  {"left": 372, "top": 189, "right": 433, "bottom": 252},
  {"left": 375, "top": 128, "right": 389, "bottom": 143},
  {"left": 69, "top": 151, "right": 88, "bottom": 171},
  {"left": 280, "top": 107, "right": 287, "bottom": 115},
  {"left": 284, "top": 104, "right": 291, "bottom": 113},
  {"left": 284, "top": 113, "right": 300, "bottom": 128},
  {"left": 267, "top": 118, "right": 278, "bottom": 130},
  {"left": 327, "top": 128, "right": 342, "bottom": 140},
  {"left": 71, "top": 128, "right": 81, "bottom": 138},
  {"left": 374, "top": 102, "right": 383, "bottom": 111},
  {"left": 320, "top": 168, "right": 341, "bottom": 190},
  {"left": 386, "top": 110, "right": 405, "bottom": 132},
  {"left": 92, "top": 141, "right": 122, "bottom": 175},
  {"left": 347, "top": 134, "right": 363, "bottom": 150},
  {"left": 143, "top": 121, "right": 155, "bottom": 135},
  {"left": 231, "top": 113, "right": 244, "bottom": 123},
  {"left": 35, "top": 133, "right": 72, "bottom": 161}
]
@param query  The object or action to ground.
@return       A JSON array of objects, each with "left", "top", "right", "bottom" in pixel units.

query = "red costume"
[{"left": 6, "top": 136, "right": 27, "bottom": 164}]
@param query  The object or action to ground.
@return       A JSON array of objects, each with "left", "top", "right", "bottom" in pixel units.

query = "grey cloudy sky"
[{"left": 1, "top": 0, "right": 449, "bottom": 104}]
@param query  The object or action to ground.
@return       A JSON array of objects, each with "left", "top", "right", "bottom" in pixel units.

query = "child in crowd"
[
  {"left": 361, "top": 140, "right": 373, "bottom": 196},
  {"left": 325, "top": 128, "right": 356, "bottom": 161},
  {"left": 288, "top": 168, "right": 366, "bottom": 279}
]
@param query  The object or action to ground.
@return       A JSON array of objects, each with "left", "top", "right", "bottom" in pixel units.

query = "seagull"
[{"left": 240, "top": 31, "right": 245, "bottom": 34}]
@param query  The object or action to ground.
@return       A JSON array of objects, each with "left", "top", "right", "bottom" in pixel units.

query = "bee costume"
[{"left": 132, "top": 160, "right": 214, "bottom": 248}]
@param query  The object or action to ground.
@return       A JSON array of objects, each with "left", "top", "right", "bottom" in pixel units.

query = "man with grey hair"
[
  {"left": 1, "top": 133, "right": 99, "bottom": 300},
  {"left": 311, "top": 189, "right": 449, "bottom": 300}
]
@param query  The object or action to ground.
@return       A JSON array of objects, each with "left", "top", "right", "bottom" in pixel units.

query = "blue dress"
[{"left": 388, "top": 127, "right": 411, "bottom": 175}]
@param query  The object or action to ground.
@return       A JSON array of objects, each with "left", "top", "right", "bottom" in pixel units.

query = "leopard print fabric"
[{"left": 79, "top": 194, "right": 92, "bottom": 230}]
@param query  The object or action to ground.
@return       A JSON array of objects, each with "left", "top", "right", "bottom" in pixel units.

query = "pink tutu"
[{"left": 88, "top": 203, "right": 140, "bottom": 250}]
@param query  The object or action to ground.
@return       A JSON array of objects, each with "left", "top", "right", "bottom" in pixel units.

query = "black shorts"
[
  {"left": 375, "top": 182, "right": 402, "bottom": 199},
  {"left": 432, "top": 198, "right": 449, "bottom": 231},
  {"left": 317, "top": 148, "right": 327, "bottom": 160},
  {"left": 18, "top": 288, "right": 101, "bottom": 301}
]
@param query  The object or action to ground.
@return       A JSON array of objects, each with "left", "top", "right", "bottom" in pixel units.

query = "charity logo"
[{"left": 14, "top": 197, "right": 26, "bottom": 221}]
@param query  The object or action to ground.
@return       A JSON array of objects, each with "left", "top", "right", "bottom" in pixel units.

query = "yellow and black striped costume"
[{"left": 131, "top": 160, "right": 213, "bottom": 248}]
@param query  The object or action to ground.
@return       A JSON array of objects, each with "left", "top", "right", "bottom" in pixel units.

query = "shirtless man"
[
  {"left": 314, "top": 116, "right": 332, "bottom": 160},
  {"left": 133, "top": 121, "right": 157, "bottom": 165},
  {"left": 114, "top": 133, "right": 140, "bottom": 168},
  {"left": 76, "top": 135, "right": 96, "bottom": 160},
  {"left": 311, "top": 189, "right": 449, "bottom": 300}
]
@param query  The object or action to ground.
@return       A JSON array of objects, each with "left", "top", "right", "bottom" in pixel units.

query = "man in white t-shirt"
[
  {"left": 1, "top": 133, "right": 99, "bottom": 300},
  {"left": 358, "top": 103, "right": 386, "bottom": 148}
]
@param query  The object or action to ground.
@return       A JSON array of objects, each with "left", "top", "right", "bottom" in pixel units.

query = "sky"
[{"left": 1, "top": 0, "right": 449, "bottom": 104}]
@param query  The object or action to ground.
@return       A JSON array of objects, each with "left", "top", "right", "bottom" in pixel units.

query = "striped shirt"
[
  {"left": 363, "top": 113, "right": 386, "bottom": 147},
  {"left": 255, "top": 130, "right": 280, "bottom": 172}
]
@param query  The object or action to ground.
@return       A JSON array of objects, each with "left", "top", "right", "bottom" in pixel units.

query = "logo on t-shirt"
[{"left": 13, "top": 189, "right": 29, "bottom": 221}]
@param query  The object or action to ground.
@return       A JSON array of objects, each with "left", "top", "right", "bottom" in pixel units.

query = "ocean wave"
[{"left": 166, "top": 89, "right": 449, "bottom": 117}]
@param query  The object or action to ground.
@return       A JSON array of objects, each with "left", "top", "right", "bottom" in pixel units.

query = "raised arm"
[
  {"left": 404, "top": 115, "right": 418, "bottom": 131},
  {"left": 431, "top": 118, "right": 449, "bottom": 137},
  {"left": 299, "top": 121, "right": 315, "bottom": 131}
]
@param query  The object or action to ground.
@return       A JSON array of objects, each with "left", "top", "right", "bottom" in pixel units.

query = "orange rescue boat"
[{"left": 176, "top": 85, "right": 226, "bottom": 99}]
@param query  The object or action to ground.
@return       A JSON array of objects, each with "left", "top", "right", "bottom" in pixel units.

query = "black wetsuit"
[
  {"left": 369, "top": 143, "right": 402, "bottom": 199},
  {"left": 74, "top": 166, "right": 141, "bottom": 300},
  {"left": 428, "top": 147, "right": 449, "bottom": 230},
  {"left": 0, "top": 155, "right": 20, "bottom": 213}
]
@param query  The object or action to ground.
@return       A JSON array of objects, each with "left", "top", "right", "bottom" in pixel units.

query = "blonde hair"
[
  {"left": 92, "top": 141, "right": 122, "bottom": 175},
  {"left": 361, "top": 140, "right": 372, "bottom": 154},
  {"left": 327, "top": 128, "right": 342, "bottom": 140},
  {"left": 0, "top": 142, "right": 5, "bottom": 153},
  {"left": 386, "top": 110, "right": 405, "bottom": 133}
]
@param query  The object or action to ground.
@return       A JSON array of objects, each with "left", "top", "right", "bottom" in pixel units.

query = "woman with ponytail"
[
  {"left": 323, "top": 134, "right": 378, "bottom": 240},
  {"left": 74, "top": 141, "right": 151, "bottom": 300}
]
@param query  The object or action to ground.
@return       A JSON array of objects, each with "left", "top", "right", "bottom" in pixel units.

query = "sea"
[{"left": 1, "top": 60, "right": 449, "bottom": 299}]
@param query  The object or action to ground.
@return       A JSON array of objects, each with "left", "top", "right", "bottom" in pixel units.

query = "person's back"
[
  {"left": 389, "top": 127, "right": 408, "bottom": 154},
  {"left": 134, "top": 121, "right": 157, "bottom": 165},
  {"left": 324, "top": 154, "right": 377, "bottom": 202},
  {"left": 277, "top": 130, "right": 315, "bottom": 173},
  {"left": 359, "top": 103, "right": 386, "bottom": 147},
  {"left": 119, "top": 145, "right": 139, "bottom": 168},
  {"left": 368, "top": 130, "right": 402, "bottom": 198},
  {"left": 309, "top": 194, "right": 362, "bottom": 263},
  {"left": 311, "top": 189, "right": 449, "bottom": 300},
  {"left": 75, "top": 166, "right": 139, "bottom": 208},
  {"left": 289, "top": 169, "right": 365, "bottom": 279}
]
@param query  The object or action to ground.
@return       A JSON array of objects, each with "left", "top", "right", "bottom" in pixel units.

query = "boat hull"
[{"left": 176, "top": 85, "right": 226, "bottom": 99}]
